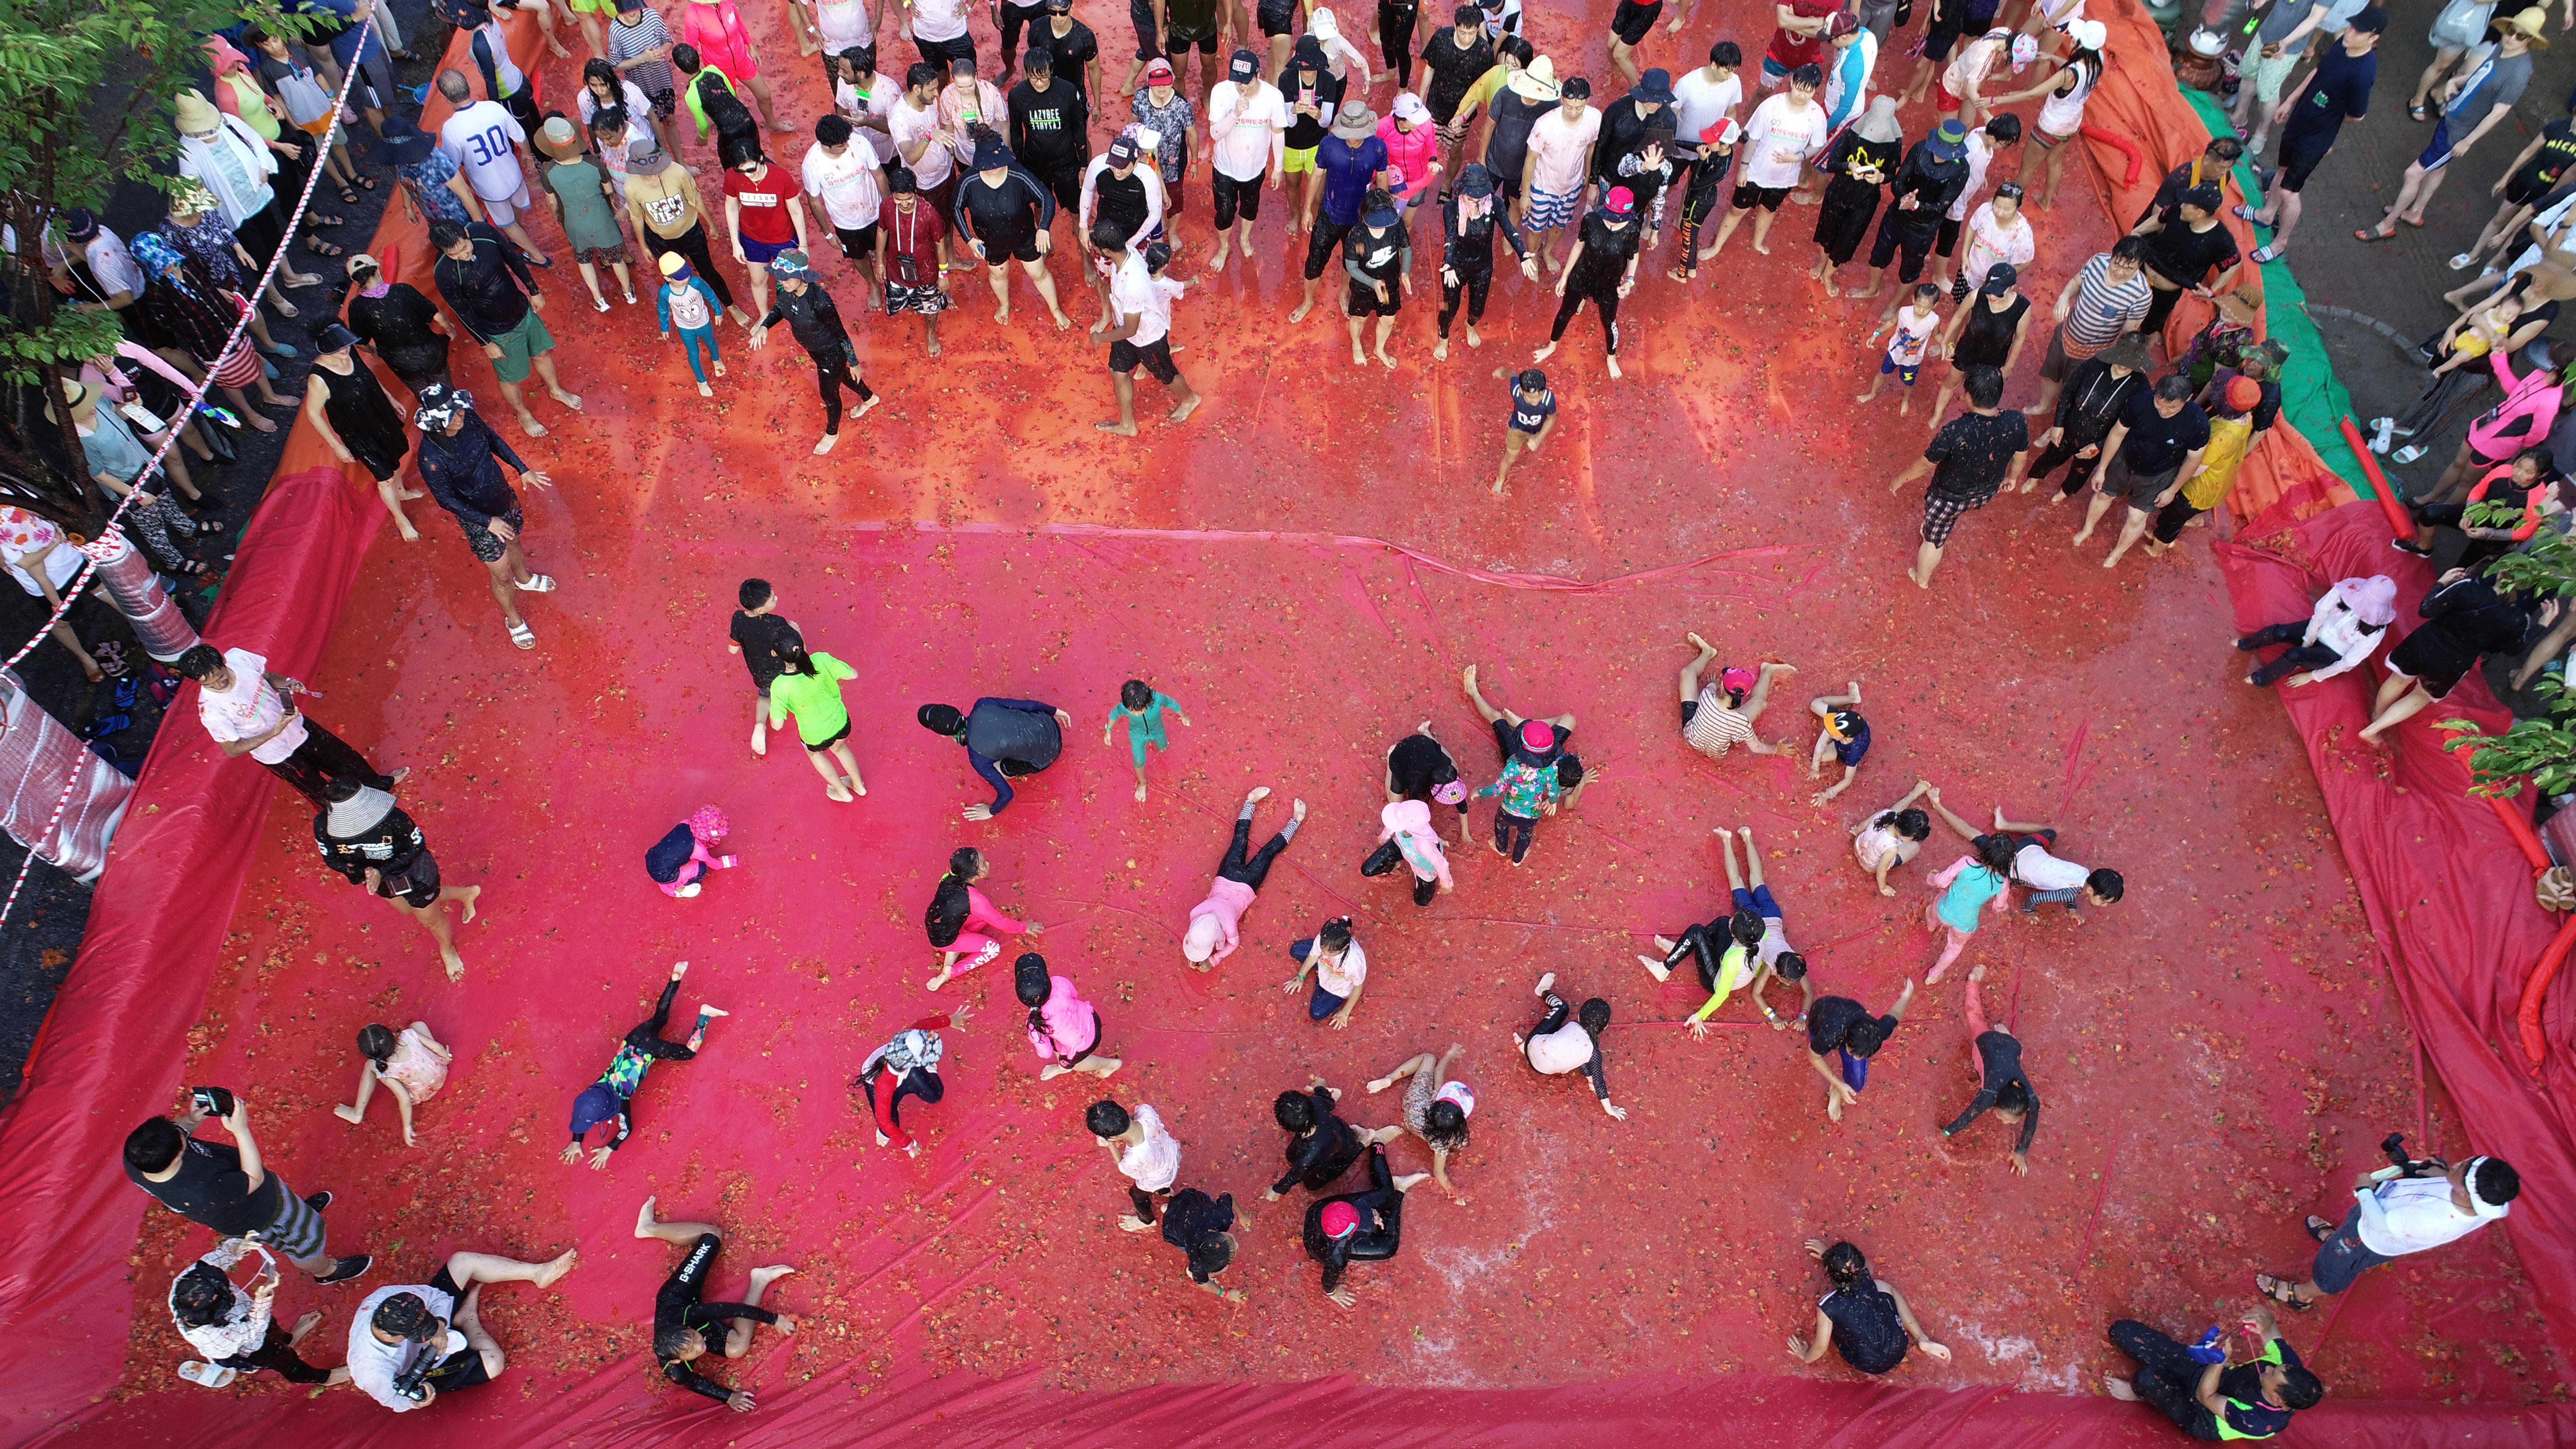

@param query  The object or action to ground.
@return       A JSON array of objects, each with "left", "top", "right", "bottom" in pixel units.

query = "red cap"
[{"left": 1143, "top": 58, "right": 1175, "bottom": 83}]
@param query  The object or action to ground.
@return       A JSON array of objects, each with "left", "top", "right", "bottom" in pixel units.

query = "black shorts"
[
  {"left": 380, "top": 849, "right": 442, "bottom": 908},
  {"left": 1610, "top": 0, "right": 1662, "bottom": 45},
  {"left": 1732, "top": 180, "right": 1789, "bottom": 212},
  {"left": 1870, "top": 219, "right": 1936, "bottom": 281},
  {"left": 1259, "top": 0, "right": 1296, "bottom": 34},
  {"left": 644, "top": 88, "right": 678, "bottom": 123},
  {"left": 1166, "top": 28, "right": 1223, "bottom": 54},
  {"left": 1212, "top": 170, "right": 1264, "bottom": 228},
  {"left": 977, "top": 229, "right": 1046, "bottom": 263},
  {"left": 1035, "top": 162, "right": 1086, "bottom": 215},
  {"left": 1348, "top": 277, "right": 1402, "bottom": 315},
  {"left": 1934, "top": 214, "right": 1964, "bottom": 258},
  {"left": 1130, "top": 0, "right": 1160, "bottom": 57},
  {"left": 423, "top": 1345, "right": 492, "bottom": 1394},
  {"left": 806, "top": 718, "right": 854, "bottom": 752},
  {"left": 2277, "top": 145, "right": 2329, "bottom": 195},
  {"left": 832, "top": 222, "right": 879, "bottom": 260},
  {"left": 1109, "top": 335, "right": 1180, "bottom": 382},
  {"left": 1921, "top": 23, "right": 1963, "bottom": 64},
  {"left": 914, "top": 31, "right": 977, "bottom": 70}
]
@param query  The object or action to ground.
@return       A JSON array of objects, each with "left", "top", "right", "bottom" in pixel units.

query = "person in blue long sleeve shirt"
[
  {"left": 411, "top": 384, "right": 558, "bottom": 650},
  {"left": 917, "top": 697, "right": 1073, "bottom": 820}
]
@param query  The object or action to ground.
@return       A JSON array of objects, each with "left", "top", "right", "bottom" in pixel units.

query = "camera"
[
  {"left": 2381, "top": 1133, "right": 2444, "bottom": 1178},
  {"left": 390, "top": 1349, "right": 437, "bottom": 1403},
  {"left": 191, "top": 1086, "right": 236, "bottom": 1119}
]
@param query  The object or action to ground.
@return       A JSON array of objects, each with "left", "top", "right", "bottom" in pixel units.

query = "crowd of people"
[{"left": 56, "top": 0, "right": 2546, "bottom": 1436}]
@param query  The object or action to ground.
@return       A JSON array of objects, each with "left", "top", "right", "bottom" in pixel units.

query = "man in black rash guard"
[
  {"left": 1434, "top": 162, "right": 1535, "bottom": 360},
  {"left": 1161, "top": 1186, "right": 1247, "bottom": 1302},
  {"left": 1940, "top": 965, "right": 2040, "bottom": 1175},
  {"left": 1302, "top": 1144, "right": 1427, "bottom": 1307},
  {"left": 1590, "top": 65, "right": 1673, "bottom": 195},
  {"left": 1532, "top": 185, "right": 1644, "bottom": 378},
  {"left": 314, "top": 777, "right": 485, "bottom": 982},
  {"left": 744, "top": 251, "right": 877, "bottom": 455},
  {"left": 1262, "top": 1077, "right": 1397, "bottom": 1199},
  {"left": 411, "top": 383, "right": 557, "bottom": 649},
  {"left": 1009, "top": 50, "right": 1092, "bottom": 216},
  {"left": 1038, "top": 0, "right": 1103, "bottom": 109},
  {"left": 954, "top": 135, "right": 1074, "bottom": 330},
  {"left": 1343, "top": 188, "right": 1412, "bottom": 368},
  {"left": 918, "top": 696, "right": 1075, "bottom": 819},
  {"left": 634, "top": 1197, "right": 797, "bottom": 1414},
  {"left": 1851, "top": 120, "right": 1969, "bottom": 303}
]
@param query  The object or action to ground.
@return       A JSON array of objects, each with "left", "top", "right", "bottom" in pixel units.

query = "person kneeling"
[{"left": 1302, "top": 1143, "right": 1427, "bottom": 1308}]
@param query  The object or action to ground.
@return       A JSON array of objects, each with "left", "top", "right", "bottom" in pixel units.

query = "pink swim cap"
[
  {"left": 1519, "top": 720, "right": 1554, "bottom": 752},
  {"left": 1719, "top": 666, "right": 1755, "bottom": 695},
  {"left": 1320, "top": 1201, "right": 1361, "bottom": 1239}
]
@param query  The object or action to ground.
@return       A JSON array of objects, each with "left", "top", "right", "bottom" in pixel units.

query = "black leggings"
[
  {"left": 807, "top": 346, "right": 875, "bottom": 434},
  {"left": 1377, "top": 2, "right": 1419, "bottom": 88},
  {"left": 262, "top": 719, "right": 398, "bottom": 806},
  {"left": 1438, "top": 259, "right": 1492, "bottom": 338},
  {"left": 1217, "top": 812, "right": 1296, "bottom": 889},
  {"left": 1327, "top": 1145, "right": 1405, "bottom": 1262},
  {"left": 863, "top": 1064, "right": 944, "bottom": 1127},
  {"left": 644, "top": 224, "right": 736, "bottom": 311},
  {"left": 2240, "top": 620, "right": 2351, "bottom": 686},
  {"left": 217, "top": 1320, "right": 334, "bottom": 1385},
  {"left": 1549, "top": 277, "right": 1621, "bottom": 354},
  {"left": 2140, "top": 282, "right": 2184, "bottom": 340},
  {"left": 2150, "top": 496, "right": 2206, "bottom": 544},
  {"left": 624, "top": 976, "right": 702, "bottom": 1063},
  {"left": 2108, "top": 1320, "right": 2223, "bottom": 1439},
  {"left": 1127, "top": 1184, "right": 1169, "bottom": 1221},
  {"left": 1674, "top": 159, "right": 1725, "bottom": 261},
  {"left": 1493, "top": 810, "right": 1537, "bottom": 863},
  {"left": 655, "top": 1233, "right": 778, "bottom": 1349},
  {"left": 2025, "top": 434, "right": 2103, "bottom": 496},
  {"left": 1662, "top": 923, "right": 1725, "bottom": 992}
]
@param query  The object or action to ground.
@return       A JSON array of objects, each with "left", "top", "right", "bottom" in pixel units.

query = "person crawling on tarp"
[{"left": 917, "top": 694, "right": 1074, "bottom": 820}]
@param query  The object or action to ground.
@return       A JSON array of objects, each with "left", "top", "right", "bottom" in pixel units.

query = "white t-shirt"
[
  {"left": 1312, "top": 939, "right": 1368, "bottom": 996},
  {"left": 1116, "top": 1103, "right": 1181, "bottom": 1191},
  {"left": 1208, "top": 80, "right": 1288, "bottom": 182},
  {"left": 439, "top": 101, "right": 528, "bottom": 203},
  {"left": 1671, "top": 66, "right": 1742, "bottom": 148},
  {"left": 1108, "top": 251, "right": 1182, "bottom": 345},
  {"left": 1946, "top": 131, "right": 1999, "bottom": 222},
  {"left": 577, "top": 78, "right": 655, "bottom": 132},
  {"left": 1525, "top": 106, "right": 1601, "bottom": 195},
  {"left": 2354, "top": 1175, "right": 2508, "bottom": 1257},
  {"left": 347, "top": 1282, "right": 458, "bottom": 1413},
  {"left": 0, "top": 509, "right": 81, "bottom": 596},
  {"left": 836, "top": 78, "right": 902, "bottom": 163},
  {"left": 1958, "top": 203, "right": 2036, "bottom": 293},
  {"left": 803, "top": 141, "right": 884, "bottom": 230},
  {"left": 1527, "top": 1019, "right": 1593, "bottom": 1075},
  {"left": 2011, "top": 841, "right": 2091, "bottom": 892},
  {"left": 889, "top": 98, "right": 954, "bottom": 187},
  {"left": 196, "top": 647, "right": 309, "bottom": 766},
  {"left": 1741, "top": 94, "right": 1827, "bottom": 190},
  {"left": 813, "top": 0, "right": 871, "bottom": 47},
  {"left": 910, "top": 0, "right": 969, "bottom": 43}
]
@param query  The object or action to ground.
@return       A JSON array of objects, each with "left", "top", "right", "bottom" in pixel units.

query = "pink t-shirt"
[
  {"left": 1187, "top": 877, "right": 1256, "bottom": 962},
  {"left": 1026, "top": 975, "right": 1100, "bottom": 1061},
  {"left": 2471, "top": 352, "right": 2566, "bottom": 460},
  {"left": 679, "top": 0, "right": 758, "bottom": 81},
  {"left": 1525, "top": 107, "right": 1602, "bottom": 197}
]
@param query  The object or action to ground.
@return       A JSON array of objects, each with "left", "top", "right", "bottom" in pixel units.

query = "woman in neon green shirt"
[{"left": 767, "top": 645, "right": 866, "bottom": 801}]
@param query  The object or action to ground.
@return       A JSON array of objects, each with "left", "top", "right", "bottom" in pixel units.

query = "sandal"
[
  {"left": 2254, "top": 1272, "right": 2314, "bottom": 1311},
  {"left": 355, "top": 174, "right": 378, "bottom": 191},
  {"left": 304, "top": 236, "right": 346, "bottom": 258},
  {"left": 2251, "top": 243, "right": 2285, "bottom": 263},
  {"left": 338, "top": 184, "right": 361, "bottom": 205},
  {"left": 2409, "top": 101, "right": 2431, "bottom": 121},
  {"left": 2304, "top": 1215, "right": 2336, "bottom": 1243},
  {"left": 507, "top": 619, "right": 537, "bottom": 650},
  {"left": 512, "top": 573, "right": 557, "bottom": 593},
  {"left": 2354, "top": 226, "right": 2396, "bottom": 242}
]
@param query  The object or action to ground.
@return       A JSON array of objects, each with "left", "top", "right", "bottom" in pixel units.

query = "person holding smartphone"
[{"left": 124, "top": 1092, "right": 372, "bottom": 1285}]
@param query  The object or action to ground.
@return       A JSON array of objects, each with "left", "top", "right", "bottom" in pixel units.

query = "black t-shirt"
[
  {"left": 1387, "top": 733, "right": 1458, "bottom": 799},
  {"left": 2279, "top": 42, "right": 2376, "bottom": 158},
  {"left": 1570, "top": 213, "right": 1642, "bottom": 283},
  {"left": 1482, "top": 88, "right": 1549, "bottom": 186},
  {"left": 2517, "top": 118, "right": 2576, "bottom": 195},
  {"left": 1009, "top": 80, "right": 1090, "bottom": 172},
  {"left": 1419, "top": 27, "right": 1496, "bottom": 121},
  {"left": 2144, "top": 219, "right": 2238, "bottom": 290},
  {"left": 126, "top": 1135, "right": 282, "bottom": 1238},
  {"left": 2116, "top": 393, "right": 2212, "bottom": 473},
  {"left": 346, "top": 284, "right": 451, "bottom": 379},
  {"left": 1822, "top": 1279, "right": 1909, "bottom": 1374},
  {"left": 730, "top": 611, "right": 802, "bottom": 687},
  {"left": 1279, "top": 64, "right": 1346, "bottom": 151},
  {"left": 1592, "top": 96, "right": 1668, "bottom": 183},
  {"left": 1271, "top": 1087, "right": 1363, "bottom": 1192},
  {"left": 1806, "top": 995, "right": 1898, "bottom": 1055},
  {"left": 958, "top": 168, "right": 1054, "bottom": 249},
  {"left": 1953, "top": 292, "right": 2030, "bottom": 370},
  {"left": 1161, "top": 1189, "right": 1237, "bottom": 1281},
  {"left": 1090, "top": 167, "right": 1151, "bottom": 238},
  {"left": 2214, "top": 1341, "right": 2306, "bottom": 1438},
  {"left": 1036, "top": 20, "right": 1101, "bottom": 105},
  {"left": 1344, "top": 223, "right": 1409, "bottom": 283},
  {"left": 2055, "top": 358, "right": 2147, "bottom": 443},
  {"left": 1922, "top": 408, "right": 2031, "bottom": 500},
  {"left": 1165, "top": 0, "right": 1221, "bottom": 40}
]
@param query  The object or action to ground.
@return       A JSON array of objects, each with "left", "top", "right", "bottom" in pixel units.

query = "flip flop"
[
  {"left": 2409, "top": 102, "right": 2431, "bottom": 121},
  {"left": 2355, "top": 226, "right": 2397, "bottom": 242},
  {"left": 2251, "top": 243, "right": 2286, "bottom": 263},
  {"left": 2230, "top": 203, "right": 2266, "bottom": 224}
]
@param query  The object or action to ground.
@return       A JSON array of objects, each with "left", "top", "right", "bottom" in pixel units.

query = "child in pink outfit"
[
  {"left": 644, "top": 805, "right": 738, "bottom": 899},
  {"left": 1182, "top": 787, "right": 1305, "bottom": 969},
  {"left": 1377, "top": 798, "right": 1454, "bottom": 908},
  {"left": 1016, "top": 952, "right": 1121, "bottom": 1079},
  {"left": 926, "top": 846, "right": 1043, "bottom": 990}
]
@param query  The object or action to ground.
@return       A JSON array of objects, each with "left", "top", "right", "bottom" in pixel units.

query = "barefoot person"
[
  {"left": 1516, "top": 971, "right": 1628, "bottom": 1119},
  {"left": 2358, "top": 569, "right": 2529, "bottom": 746},
  {"left": 1161, "top": 1186, "right": 1248, "bottom": 1301},
  {"left": 1343, "top": 190, "right": 1415, "bottom": 368},
  {"left": 858, "top": 1005, "right": 974, "bottom": 1160},
  {"left": 1284, "top": 915, "right": 1371, "bottom": 1028},
  {"left": 1920, "top": 787, "right": 2126, "bottom": 916},
  {"left": 1095, "top": 233, "right": 1204, "bottom": 432},
  {"left": 2070, "top": 374, "right": 2210, "bottom": 570},
  {"left": 1459, "top": 661, "right": 1575, "bottom": 861},
  {"left": 925, "top": 847, "right": 1045, "bottom": 987},
  {"left": 918, "top": 695, "right": 1075, "bottom": 819},
  {"left": 411, "top": 383, "right": 558, "bottom": 651},
  {"left": 1788, "top": 1239, "right": 1952, "bottom": 1375},
  {"left": 1303, "top": 1143, "right": 1427, "bottom": 1307},
  {"left": 169, "top": 1240, "right": 351, "bottom": 1390},
  {"left": 1704, "top": 62, "right": 1825, "bottom": 258},
  {"left": 1803, "top": 683, "right": 1869, "bottom": 805},
  {"left": 1851, "top": 780, "right": 1933, "bottom": 895},
  {"left": 729, "top": 578, "right": 804, "bottom": 757},
  {"left": 1088, "top": 1097, "right": 1182, "bottom": 1228},
  {"left": 1673, "top": 634, "right": 1795, "bottom": 761},
  {"left": 635, "top": 1197, "right": 797, "bottom": 1413},
  {"left": 314, "top": 777, "right": 485, "bottom": 982},
  {"left": 1264, "top": 1074, "right": 1393, "bottom": 1198},
  {"left": 427, "top": 220, "right": 584, "bottom": 438},
  {"left": 1489, "top": 365, "right": 1560, "bottom": 494},
  {"left": 1183, "top": 787, "right": 1307, "bottom": 968},
  {"left": 1367, "top": 1044, "right": 1473, "bottom": 1202},
  {"left": 1886, "top": 365, "right": 2029, "bottom": 588},
  {"left": 767, "top": 641, "right": 868, "bottom": 802},
  {"left": 561, "top": 961, "right": 726, "bottom": 1170},
  {"left": 1531, "top": 185, "right": 1642, "bottom": 379},
  {"left": 1437, "top": 165, "right": 1535, "bottom": 361},
  {"left": 1805, "top": 980, "right": 1914, "bottom": 1123},
  {"left": 644, "top": 805, "right": 740, "bottom": 900},
  {"left": 1643, "top": 826, "right": 1813, "bottom": 1031},
  {"left": 1018, "top": 952, "right": 1124, "bottom": 1079},
  {"left": 745, "top": 251, "right": 880, "bottom": 453},
  {"left": 335, "top": 1021, "right": 453, "bottom": 1147},
  {"left": 347, "top": 1246, "right": 580, "bottom": 1412},
  {"left": 2105, "top": 1306, "right": 2323, "bottom": 1438},
  {"left": 1105, "top": 677, "right": 1191, "bottom": 799},
  {"left": 1923, "top": 832, "right": 2013, "bottom": 982},
  {"left": 1941, "top": 966, "right": 2040, "bottom": 1175},
  {"left": 177, "top": 643, "right": 405, "bottom": 804}
]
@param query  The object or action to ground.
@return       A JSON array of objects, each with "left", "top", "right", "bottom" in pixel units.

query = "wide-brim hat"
[
  {"left": 173, "top": 89, "right": 222, "bottom": 135},
  {"left": 369, "top": 115, "right": 438, "bottom": 167},
  {"left": 1507, "top": 55, "right": 1560, "bottom": 102},
  {"left": 2098, "top": 333, "right": 2153, "bottom": 370},
  {"left": 536, "top": 116, "right": 587, "bottom": 162},
  {"left": 1331, "top": 103, "right": 1379, "bottom": 138}
]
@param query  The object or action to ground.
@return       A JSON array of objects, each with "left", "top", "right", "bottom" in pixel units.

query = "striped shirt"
[
  {"left": 608, "top": 10, "right": 676, "bottom": 99},
  {"left": 2061, "top": 252, "right": 2154, "bottom": 360},
  {"left": 1683, "top": 685, "right": 1757, "bottom": 759}
]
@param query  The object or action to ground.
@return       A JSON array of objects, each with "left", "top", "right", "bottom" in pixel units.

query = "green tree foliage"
[{"left": 2441, "top": 500, "right": 2576, "bottom": 797}]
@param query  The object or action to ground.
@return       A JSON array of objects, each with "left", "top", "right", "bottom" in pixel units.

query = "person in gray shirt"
[{"left": 2368, "top": 11, "right": 2544, "bottom": 236}]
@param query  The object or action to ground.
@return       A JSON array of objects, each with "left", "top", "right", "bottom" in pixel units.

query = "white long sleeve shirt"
[
  {"left": 169, "top": 1239, "right": 274, "bottom": 1362},
  {"left": 2354, "top": 1175, "right": 2509, "bottom": 1257},
  {"left": 2301, "top": 594, "right": 2389, "bottom": 682}
]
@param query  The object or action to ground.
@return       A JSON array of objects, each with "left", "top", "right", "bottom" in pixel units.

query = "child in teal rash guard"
[{"left": 1105, "top": 678, "right": 1191, "bottom": 801}]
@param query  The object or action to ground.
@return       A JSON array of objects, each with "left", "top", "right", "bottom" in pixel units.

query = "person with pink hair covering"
[
  {"left": 1182, "top": 787, "right": 1305, "bottom": 969},
  {"left": 645, "top": 806, "right": 738, "bottom": 898},
  {"left": 2234, "top": 575, "right": 2399, "bottom": 688},
  {"left": 1377, "top": 799, "right": 1453, "bottom": 907}
]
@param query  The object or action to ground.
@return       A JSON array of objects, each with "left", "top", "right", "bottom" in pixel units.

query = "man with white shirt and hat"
[{"left": 2255, "top": 1149, "right": 2519, "bottom": 1308}]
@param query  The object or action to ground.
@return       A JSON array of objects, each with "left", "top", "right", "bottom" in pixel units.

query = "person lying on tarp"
[{"left": 917, "top": 694, "right": 1074, "bottom": 820}]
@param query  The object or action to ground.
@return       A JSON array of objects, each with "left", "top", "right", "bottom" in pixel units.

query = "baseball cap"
[
  {"left": 1107, "top": 135, "right": 1139, "bottom": 165},
  {"left": 2345, "top": 5, "right": 2386, "bottom": 31},
  {"left": 1143, "top": 57, "right": 1175, "bottom": 84},
  {"left": 1229, "top": 48, "right": 1258, "bottom": 79},
  {"left": 1980, "top": 262, "right": 2019, "bottom": 293},
  {"left": 1394, "top": 90, "right": 1429, "bottom": 122}
]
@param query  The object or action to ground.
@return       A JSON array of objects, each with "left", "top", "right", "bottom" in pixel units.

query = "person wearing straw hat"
[
  {"left": 411, "top": 383, "right": 558, "bottom": 651},
  {"left": 1293, "top": 100, "right": 1395, "bottom": 320},
  {"left": 1480, "top": 48, "right": 1555, "bottom": 208},
  {"left": 302, "top": 323, "right": 423, "bottom": 538},
  {"left": 538, "top": 116, "right": 640, "bottom": 312},
  {"left": 2365, "top": 8, "right": 2544, "bottom": 239},
  {"left": 163, "top": 179, "right": 303, "bottom": 346},
  {"left": 171, "top": 88, "right": 313, "bottom": 290},
  {"left": 749, "top": 250, "right": 881, "bottom": 452}
]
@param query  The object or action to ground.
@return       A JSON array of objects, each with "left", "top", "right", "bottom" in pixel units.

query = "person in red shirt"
[
  {"left": 720, "top": 142, "right": 810, "bottom": 322},
  {"left": 1759, "top": 0, "right": 1837, "bottom": 90},
  {"left": 876, "top": 167, "right": 952, "bottom": 355}
]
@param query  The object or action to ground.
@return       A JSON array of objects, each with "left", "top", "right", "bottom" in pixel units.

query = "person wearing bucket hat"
[
  {"left": 1592, "top": 64, "right": 1672, "bottom": 193},
  {"left": 1519, "top": 77, "right": 1598, "bottom": 269},
  {"left": 1850, "top": 117, "right": 1968, "bottom": 303},
  {"left": 1205, "top": 48, "right": 1286, "bottom": 270},
  {"left": 1291, "top": 101, "right": 1395, "bottom": 320},
  {"left": 538, "top": 116, "right": 640, "bottom": 313},
  {"left": 954, "top": 135, "right": 1075, "bottom": 329},
  {"left": 2367, "top": 8, "right": 2542, "bottom": 239},
  {"left": 410, "top": 382, "right": 559, "bottom": 651},
  {"left": 1926, "top": 261, "right": 2030, "bottom": 427},
  {"left": 301, "top": 322, "right": 421, "bottom": 536},
  {"left": 1301, "top": 1143, "right": 1425, "bottom": 1306},
  {"left": 1277, "top": 36, "right": 1345, "bottom": 222},
  {"left": 749, "top": 251, "right": 882, "bottom": 452},
  {"left": 1433, "top": 162, "right": 1534, "bottom": 358},
  {"left": 2238, "top": 575, "right": 2400, "bottom": 689},
  {"left": 1340, "top": 188, "right": 1412, "bottom": 365},
  {"left": 1995, "top": 17, "right": 2106, "bottom": 212},
  {"left": 1707, "top": 62, "right": 1825, "bottom": 259},
  {"left": 627, "top": 137, "right": 755, "bottom": 324},
  {"left": 1533, "top": 183, "right": 1642, "bottom": 378}
]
